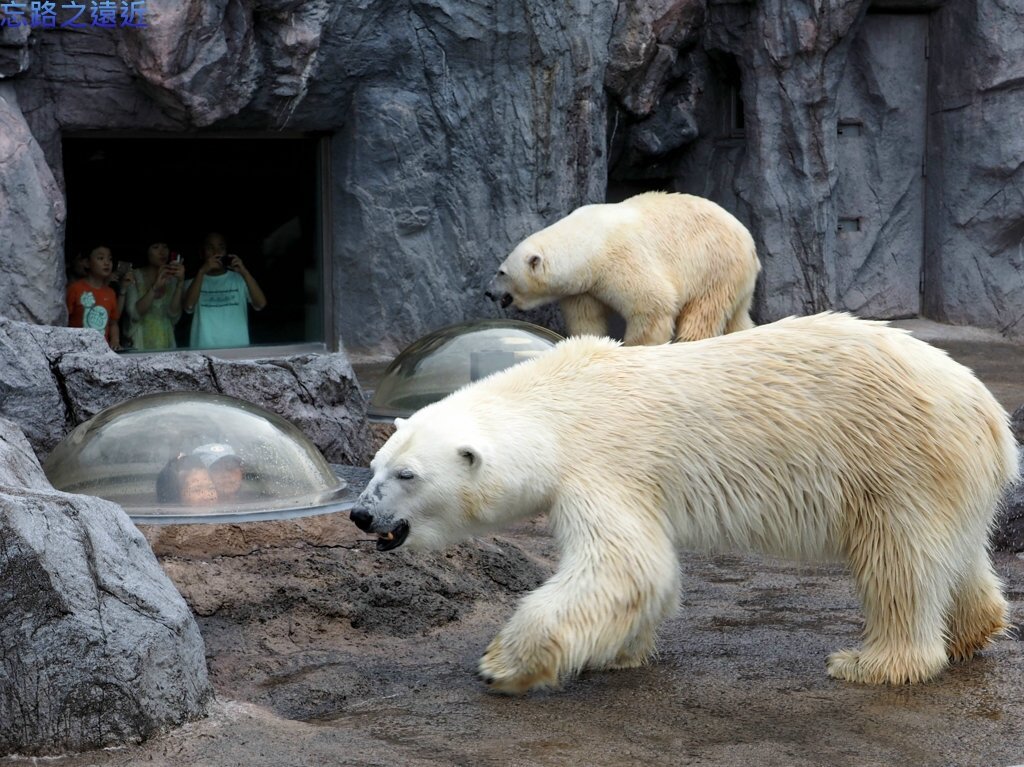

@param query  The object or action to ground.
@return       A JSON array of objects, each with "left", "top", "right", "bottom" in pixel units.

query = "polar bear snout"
[
  {"left": 349, "top": 506, "right": 411, "bottom": 552},
  {"left": 485, "top": 272, "right": 515, "bottom": 308},
  {"left": 349, "top": 506, "right": 373, "bottom": 531},
  {"left": 484, "top": 287, "right": 513, "bottom": 309}
]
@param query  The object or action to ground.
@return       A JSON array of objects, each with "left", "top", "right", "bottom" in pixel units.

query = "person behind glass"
[
  {"left": 182, "top": 232, "right": 267, "bottom": 349},
  {"left": 155, "top": 454, "right": 218, "bottom": 506},
  {"left": 191, "top": 442, "right": 245, "bottom": 501},
  {"left": 66, "top": 251, "right": 89, "bottom": 282},
  {"left": 66, "top": 244, "right": 122, "bottom": 350},
  {"left": 125, "top": 240, "right": 185, "bottom": 350}
]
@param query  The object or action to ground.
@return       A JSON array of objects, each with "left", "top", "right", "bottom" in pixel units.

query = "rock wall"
[
  {"left": 924, "top": 1, "right": 1024, "bottom": 334},
  {"left": 0, "top": 84, "right": 65, "bottom": 326},
  {"left": 0, "top": 0, "right": 1022, "bottom": 351}
]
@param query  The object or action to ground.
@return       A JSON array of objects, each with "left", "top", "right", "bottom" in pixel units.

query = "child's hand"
[
  {"left": 199, "top": 252, "right": 223, "bottom": 274},
  {"left": 226, "top": 254, "right": 245, "bottom": 272},
  {"left": 167, "top": 261, "right": 186, "bottom": 280},
  {"left": 121, "top": 270, "right": 136, "bottom": 287}
]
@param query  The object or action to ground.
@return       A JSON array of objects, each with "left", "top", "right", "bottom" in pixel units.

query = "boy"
[
  {"left": 155, "top": 455, "right": 218, "bottom": 506},
  {"left": 182, "top": 232, "right": 267, "bottom": 349},
  {"left": 191, "top": 442, "right": 245, "bottom": 501},
  {"left": 66, "top": 245, "right": 121, "bottom": 350}
]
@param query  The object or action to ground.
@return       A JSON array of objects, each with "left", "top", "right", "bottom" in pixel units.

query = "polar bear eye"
[{"left": 396, "top": 468, "right": 415, "bottom": 480}]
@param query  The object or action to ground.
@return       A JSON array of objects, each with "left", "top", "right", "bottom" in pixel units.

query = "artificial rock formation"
[
  {"left": 0, "top": 317, "right": 373, "bottom": 465},
  {"left": 0, "top": 416, "right": 213, "bottom": 755},
  {"left": 1, "top": 0, "right": 1022, "bottom": 352}
]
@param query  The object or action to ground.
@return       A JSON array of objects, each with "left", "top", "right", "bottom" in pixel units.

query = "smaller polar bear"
[
  {"left": 350, "top": 313, "right": 1016, "bottom": 694},
  {"left": 485, "top": 191, "right": 761, "bottom": 345}
]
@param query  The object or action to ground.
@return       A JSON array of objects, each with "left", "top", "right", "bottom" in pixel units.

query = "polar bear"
[
  {"left": 484, "top": 191, "right": 761, "bottom": 345},
  {"left": 350, "top": 313, "right": 1016, "bottom": 694}
]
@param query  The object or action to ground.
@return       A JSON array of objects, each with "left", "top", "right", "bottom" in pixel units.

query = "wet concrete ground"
[{"left": 7, "top": 319, "right": 1024, "bottom": 767}]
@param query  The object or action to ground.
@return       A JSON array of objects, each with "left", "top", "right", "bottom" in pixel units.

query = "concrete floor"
[{"left": 10, "top": 318, "right": 1024, "bottom": 767}]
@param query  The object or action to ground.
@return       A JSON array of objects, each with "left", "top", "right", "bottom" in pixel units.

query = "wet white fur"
[
  {"left": 494, "top": 191, "right": 761, "bottom": 344},
  {"left": 361, "top": 313, "right": 1016, "bottom": 693}
]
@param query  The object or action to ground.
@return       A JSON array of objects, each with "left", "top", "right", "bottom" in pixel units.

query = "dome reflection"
[
  {"left": 367, "top": 319, "right": 563, "bottom": 421},
  {"left": 43, "top": 392, "right": 355, "bottom": 524}
]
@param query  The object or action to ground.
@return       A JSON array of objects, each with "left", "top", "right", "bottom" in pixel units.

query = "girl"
[{"left": 125, "top": 240, "right": 185, "bottom": 351}]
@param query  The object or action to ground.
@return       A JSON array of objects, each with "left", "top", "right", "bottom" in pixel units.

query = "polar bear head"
[
  {"left": 485, "top": 203, "right": 618, "bottom": 311},
  {"left": 349, "top": 399, "right": 555, "bottom": 551}
]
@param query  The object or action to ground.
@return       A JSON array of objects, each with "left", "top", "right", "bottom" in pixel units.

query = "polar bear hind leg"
[
  {"left": 674, "top": 292, "right": 730, "bottom": 342},
  {"left": 723, "top": 291, "right": 755, "bottom": 334},
  {"left": 946, "top": 547, "right": 1009, "bottom": 662},
  {"left": 828, "top": 502, "right": 955, "bottom": 685}
]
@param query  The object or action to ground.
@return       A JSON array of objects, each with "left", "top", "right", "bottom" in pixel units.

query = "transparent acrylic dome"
[
  {"left": 367, "top": 319, "right": 563, "bottom": 421},
  {"left": 43, "top": 391, "right": 356, "bottom": 524}
]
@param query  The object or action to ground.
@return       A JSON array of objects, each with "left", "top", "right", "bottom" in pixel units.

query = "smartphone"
[
  {"left": 171, "top": 252, "right": 183, "bottom": 264},
  {"left": 115, "top": 260, "right": 132, "bottom": 279}
]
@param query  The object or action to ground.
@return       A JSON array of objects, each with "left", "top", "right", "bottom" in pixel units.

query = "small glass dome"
[
  {"left": 367, "top": 319, "right": 563, "bottom": 421},
  {"left": 43, "top": 392, "right": 356, "bottom": 524}
]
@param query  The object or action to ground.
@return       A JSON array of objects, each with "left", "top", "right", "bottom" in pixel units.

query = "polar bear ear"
[
  {"left": 457, "top": 446, "right": 481, "bottom": 469},
  {"left": 527, "top": 254, "right": 542, "bottom": 271},
  {"left": 394, "top": 417, "right": 407, "bottom": 430}
]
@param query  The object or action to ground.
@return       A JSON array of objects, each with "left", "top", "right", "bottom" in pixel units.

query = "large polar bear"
[
  {"left": 350, "top": 313, "right": 1016, "bottom": 694},
  {"left": 485, "top": 191, "right": 761, "bottom": 345}
]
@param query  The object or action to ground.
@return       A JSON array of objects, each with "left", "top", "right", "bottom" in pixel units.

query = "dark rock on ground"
[
  {"left": 0, "top": 417, "right": 212, "bottom": 756},
  {"left": 994, "top": 451, "right": 1024, "bottom": 553},
  {"left": 0, "top": 317, "right": 372, "bottom": 465},
  {"left": 1011, "top": 405, "right": 1024, "bottom": 446}
]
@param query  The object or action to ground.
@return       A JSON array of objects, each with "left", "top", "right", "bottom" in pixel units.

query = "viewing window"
[{"left": 63, "top": 134, "right": 330, "bottom": 356}]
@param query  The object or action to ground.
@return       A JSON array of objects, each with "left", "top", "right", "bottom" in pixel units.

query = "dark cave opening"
[{"left": 62, "top": 134, "right": 327, "bottom": 351}]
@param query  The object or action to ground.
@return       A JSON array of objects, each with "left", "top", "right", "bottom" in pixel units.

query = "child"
[
  {"left": 155, "top": 454, "right": 218, "bottom": 506},
  {"left": 125, "top": 240, "right": 185, "bottom": 350},
  {"left": 182, "top": 232, "right": 267, "bottom": 349},
  {"left": 192, "top": 442, "right": 245, "bottom": 501},
  {"left": 66, "top": 245, "right": 121, "bottom": 350}
]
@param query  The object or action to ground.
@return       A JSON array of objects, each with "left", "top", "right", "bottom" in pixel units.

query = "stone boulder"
[
  {"left": 0, "top": 417, "right": 212, "bottom": 755},
  {"left": 994, "top": 450, "right": 1024, "bottom": 553},
  {"left": 0, "top": 317, "right": 373, "bottom": 465},
  {"left": 1011, "top": 404, "right": 1024, "bottom": 446}
]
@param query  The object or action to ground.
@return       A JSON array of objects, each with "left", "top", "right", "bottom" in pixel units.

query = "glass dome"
[
  {"left": 367, "top": 319, "right": 563, "bottom": 421},
  {"left": 43, "top": 391, "right": 356, "bottom": 524}
]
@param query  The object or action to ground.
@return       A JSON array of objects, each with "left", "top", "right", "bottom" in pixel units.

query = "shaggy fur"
[
  {"left": 486, "top": 191, "right": 761, "bottom": 344},
  {"left": 352, "top": 313, "right": 1016, "bottom": 694}
]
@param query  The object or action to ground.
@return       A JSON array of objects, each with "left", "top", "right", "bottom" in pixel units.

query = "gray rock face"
[
  {"left": 2, "top": 0, "right": 1024, "bottom": 352},
  {"left": 678, "top": 0, "right": 868, "bottom": 320},
  {"left": 0, "top": 84, "right": 65, "bottom": 327},
  {"left": 0, "top": 317, "right": 373, "bottom": 465},
  {"left": 0, "top": 24, "right": 30, "bottom": 78},
  {"left": 3, "top": 1, "right": 617, "bottom": 355},
  {"left": 923, "top": 2, "right": 1024, "bottom": 335},
  {"left": 0, "top": 417, "right": 213, "bottom": 755}
]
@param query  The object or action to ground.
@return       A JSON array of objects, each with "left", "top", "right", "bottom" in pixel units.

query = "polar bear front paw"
[
  {"left": 477, "top": 634, "right": 561, "bottom": 695},
  {"left": 826, "top": 645, "right": 947, "bottom": 685}
]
